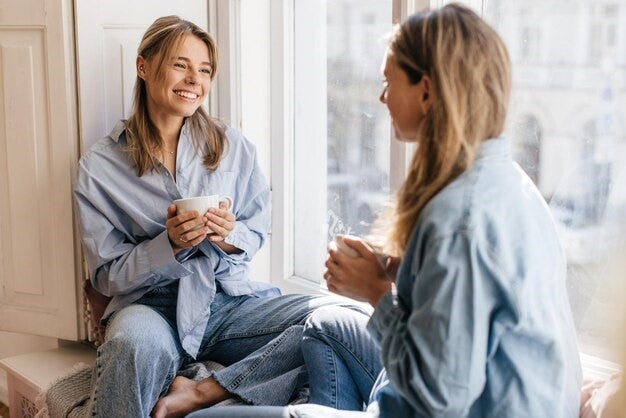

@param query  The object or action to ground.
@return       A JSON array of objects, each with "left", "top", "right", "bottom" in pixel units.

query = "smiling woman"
[{"left": 125, "top": 15, "right": 225, "bottom": 178}]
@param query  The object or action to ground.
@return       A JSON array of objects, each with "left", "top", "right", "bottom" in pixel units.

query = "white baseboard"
[{"left": 0, "top": 368, "right": 8, "bottom": 405}]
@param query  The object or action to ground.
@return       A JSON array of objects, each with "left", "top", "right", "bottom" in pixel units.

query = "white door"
[
  {"left": 75, "top": 1, "right": 209, "bottom": 152},
  {"left": 0, "top": 0, "right": 81, "bottom": 339}
]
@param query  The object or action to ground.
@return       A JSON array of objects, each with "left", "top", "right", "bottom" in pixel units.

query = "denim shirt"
[
  {"left": 367, "top": 138, "right": 582, "bottom": 417},
  {"left": 74, "top": 120, "right": 278, "bottom": 358}
]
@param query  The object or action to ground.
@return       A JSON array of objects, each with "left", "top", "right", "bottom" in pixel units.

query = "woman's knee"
[
  {"left": 303, "top": 306, "right": 367, "bottom": 341},
  {"left": 102, "top": 304, "right": 179, "bottom": 362}
]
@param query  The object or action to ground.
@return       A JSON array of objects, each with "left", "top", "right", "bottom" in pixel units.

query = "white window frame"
[{"left": 208, "top": 0, "right": 242, "bottom": 128}]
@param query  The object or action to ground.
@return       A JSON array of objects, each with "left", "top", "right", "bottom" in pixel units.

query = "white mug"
[
  {"left": 330, "top": 234, "right": 359, "bottom": 258},
  {"left": 173, "top": 194, "right": 233, "bottom": 217},
  {"left": 330, "top": 234, "right": 389, "bottom": 268}
]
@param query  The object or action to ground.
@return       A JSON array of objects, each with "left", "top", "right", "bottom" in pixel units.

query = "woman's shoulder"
[
  {"left": 218, "top": 125, "right": 259, "bottom": 169},
  {"left": 416, "top": 152, "right": 539, "bottom": 240},
  {"left": 414, "top": 152, "right": 560, "bottom": 268},
  {"left": 417, "top": 176, "right": 474, "bottom": 236},
  {"left": 223, "top": 125, "right": 257, "bottom": 153},
  {"left": 79, "top": 120, "right": 128, "bottom": 170}
]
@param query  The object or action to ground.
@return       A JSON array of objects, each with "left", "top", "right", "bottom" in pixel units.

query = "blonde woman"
[
  {"left": 74, "top": 16, "right": 360, "bottom": 418},
  {"left": 189, "top": 3, "right": 582, "bottom": 418}
]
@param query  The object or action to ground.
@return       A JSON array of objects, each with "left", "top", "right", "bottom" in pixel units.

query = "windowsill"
[
  {"left": 274, "top": 274, "right": 374, "bottom": 313},
  {"left": 580, "top": 352, "right": 622, "bottom": 381}
]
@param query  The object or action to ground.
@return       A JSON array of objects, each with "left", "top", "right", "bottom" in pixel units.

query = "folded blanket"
[{"left": 34, "top": 363, "right": 92, "bottom": 418}]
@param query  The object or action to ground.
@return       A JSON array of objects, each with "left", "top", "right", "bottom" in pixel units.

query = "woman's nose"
[
  {"left": 379, "top": 86, "right": 387, "bottom": 104},
  {"left": 186, "top": 70, "right": 198, "bottom": 84}
]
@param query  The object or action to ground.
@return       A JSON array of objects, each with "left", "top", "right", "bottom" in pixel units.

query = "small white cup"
[
  {"left": 174, "top": 195, "right": 232, "bottom": 217},
  {"left": 330, "top": 234, "right": 389, "bottom": 268},
  {"left": 331, "top": 234, "right": 359, "bottom": 258}
]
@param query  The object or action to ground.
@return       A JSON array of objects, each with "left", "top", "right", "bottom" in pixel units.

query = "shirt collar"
[
  {"left": 108, "top": 120, "right": 127, "bottom": 143},
  {"left": 475, "top": 137, "right": 510, "bottom": 162}
]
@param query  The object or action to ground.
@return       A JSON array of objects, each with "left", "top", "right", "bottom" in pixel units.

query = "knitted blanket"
[
  {"left": 33, "top": 361, "right": 240, "bottom": 418},
  {"left": 34, "top": 363, "right": 93, "bottom": 418}
]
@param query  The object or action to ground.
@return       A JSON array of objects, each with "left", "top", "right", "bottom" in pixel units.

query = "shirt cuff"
[
  {"left": 175, "top": 246, "right": 198, "bottom": 263},
  {"left": 147, "top": 230, "right": 193, "bottom": 278},
  {"left": 211, "top": 239, "right": 247, "bottom": 262},
  {"left": 367, "top": 291, "right": 404, "bottom": 344},
  {"left": 222, "top": 222, "right": 256, "bottom": 261}
]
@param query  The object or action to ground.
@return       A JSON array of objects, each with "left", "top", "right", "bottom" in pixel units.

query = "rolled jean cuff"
[{"left": 209, "top": 325, "right": 307, "bottom": 406}]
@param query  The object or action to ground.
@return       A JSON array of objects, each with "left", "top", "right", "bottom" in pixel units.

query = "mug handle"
[{"left": 219, "top": 195, "right": 233, "bottom": 210}]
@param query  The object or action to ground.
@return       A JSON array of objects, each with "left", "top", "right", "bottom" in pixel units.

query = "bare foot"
[{"left": 151, "top": 376, "right": 231, "bottom": 418}]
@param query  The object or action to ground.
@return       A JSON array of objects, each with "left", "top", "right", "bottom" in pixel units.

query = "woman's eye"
[
  {"left": 174, "top": 62, "right": 186, "bottom": 69},
  {"left": 200, "top": 68, "right": 211, "bottom": 74}
]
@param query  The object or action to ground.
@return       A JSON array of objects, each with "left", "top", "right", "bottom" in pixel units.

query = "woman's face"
[
  {"left": 139, "top": 35, "right": 212, "bottom": 124},
  {"left": 379, "top": 53, "right": 431, "bottom": 142}
]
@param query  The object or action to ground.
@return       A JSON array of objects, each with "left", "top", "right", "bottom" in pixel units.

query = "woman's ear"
[
  {"left": 419, "top": 75, "right": 434, "bottom": 113},
  {"left": 136, "top": 56, "right": 147, "bottom": 80}
]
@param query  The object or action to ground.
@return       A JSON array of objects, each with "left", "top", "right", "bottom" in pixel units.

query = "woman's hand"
[
  {"left": 324, "top": 236, "right": 392, "bottom": 307},
  {"left": 204, "top": 202, "right": 236, "bottom": 243},
  {"left": 166, "top": 205, "right": 210, "bottom": 254},
  {"left": 204, "top": 202, "right": 242, "bottom": 255},
  {"left": 384, "top": 256, "right": 402, "bottom": 279}
]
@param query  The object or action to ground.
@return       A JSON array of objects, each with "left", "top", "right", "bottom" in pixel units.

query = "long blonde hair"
[
  {"left": 126, "top": 15, "right": 226, "bottom": 176},
  {"left": 385, "top": 3, "right": 511, "bottom": 256}
]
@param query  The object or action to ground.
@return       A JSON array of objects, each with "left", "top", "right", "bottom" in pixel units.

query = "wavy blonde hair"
[
  {"left": 126, "top": 15, "right": 226, "bottom": 176},
  {"left": 384, "top": 3, "right": 511, "bottom": 256}
]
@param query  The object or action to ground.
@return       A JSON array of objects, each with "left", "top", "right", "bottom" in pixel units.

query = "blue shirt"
[
  {"left": 74, "top": 120, "right": 278, "bottom": 358},
  {"left": 367, "top": 138, "right": 582, "bottom": 417}
]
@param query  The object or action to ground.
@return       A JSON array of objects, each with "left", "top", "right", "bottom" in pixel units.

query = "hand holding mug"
[
  {"left": 205, "top": 201, "right": 236, "bottom": 242},
  {"left": 166, "top": 205, "right": 210, "bottom": 253},
  {"left": 324, "top": 235, "right": 391, "bottom": 306},
  {"left": 169, "top": 194, "right": 235, "bottom": 251}
]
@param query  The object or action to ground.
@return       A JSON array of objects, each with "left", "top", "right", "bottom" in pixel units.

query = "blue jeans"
[
  {"left": 188, "top": 306, "right": 381, "bottom": 418},
  {"left": 88, "top": 282, "right": 363, "bottom": 417},
  {"left": 301, "top": 306, "right": 382, "bottom": 410}
]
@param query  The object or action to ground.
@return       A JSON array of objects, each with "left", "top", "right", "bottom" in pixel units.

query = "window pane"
[
  {"left": 483, "top": 0, "right": 626, "bottom": 360},
  {"left": 293, "top": 0, "right": 392, "bottom": 282}
]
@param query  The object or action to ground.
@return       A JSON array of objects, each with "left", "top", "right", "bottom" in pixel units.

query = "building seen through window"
[{"left": 484, "top": 0, "right": 626, "bottom": 359}]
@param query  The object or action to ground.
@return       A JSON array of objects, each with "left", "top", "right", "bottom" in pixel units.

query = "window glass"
[
  {"left": 483, "top": 0, "right": 626, "bottom": 360},
  {"left": 293, "top": 0, "right": 392, "bottom": 282}
]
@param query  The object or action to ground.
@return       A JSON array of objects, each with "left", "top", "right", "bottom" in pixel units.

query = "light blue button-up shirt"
[
  {"left": 367, "top": 138, "right": 582, "bottom": 417},
  {"left": 74, "top": 120, "right": 278, "bottom": 358}
]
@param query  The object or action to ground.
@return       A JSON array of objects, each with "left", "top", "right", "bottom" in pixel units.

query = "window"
[
  {"left": 483, "top": 0, "right": 626, "bottom": 361},
  {"left": 292, "top": 0, "right": 395, "bottom": 283},
  {"left": 249, "top": 0, "right": 625, "bottom": 363}
]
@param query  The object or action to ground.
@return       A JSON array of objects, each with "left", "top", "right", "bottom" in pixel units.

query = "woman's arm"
[
  {"left": 367, "top": 232, "right": 501, "bottom": 416},
  {"left": 74, "top": 189, "right": 193, "bottom": 297}
]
